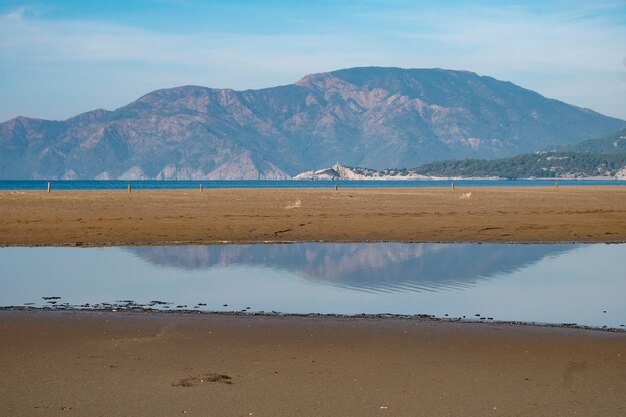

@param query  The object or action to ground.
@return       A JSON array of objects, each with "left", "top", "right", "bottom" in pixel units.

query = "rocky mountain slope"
[
  {"left": 1, "top": 67, "right": 624, "bottom": 180},
  {"left": 293, "top": 163, "right": 430, "bottom": 180},
  {"left": 293, "top": 163, "right": 475, "bottom": 180}
]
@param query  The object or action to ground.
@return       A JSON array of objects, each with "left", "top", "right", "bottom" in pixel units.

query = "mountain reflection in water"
[{"left": 126, "top": 243, "right": 576, "bottom": 293}]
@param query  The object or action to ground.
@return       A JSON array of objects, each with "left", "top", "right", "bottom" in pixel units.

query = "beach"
[
  {"left": 2, "top": 186, "right": 626, "bottom": 246},
  {"left": 2, "top": 186, "right": 626, "bottom": 416},
  {"left": 0, "top": 310, "right": 624, "bottom": 417}
]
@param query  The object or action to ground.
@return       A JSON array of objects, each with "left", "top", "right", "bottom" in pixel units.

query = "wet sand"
[
  {"left": 2, "top": 186, "right": 626, "bottom": 246},
  {"left": 0, "top": 310, "right": 624, "bottom": 417}
]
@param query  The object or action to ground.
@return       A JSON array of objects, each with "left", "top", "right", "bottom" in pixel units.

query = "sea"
[{"left": 1, "top": 179, "right": 626, "bottom": 190}]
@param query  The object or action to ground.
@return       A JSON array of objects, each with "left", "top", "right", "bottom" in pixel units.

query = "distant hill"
[
  {"left": 297, "top": 150, "right": 626, "bottom": 180},
  {"left": 567, "top": 128, "right": 626, "bottom": 153},
  {"left": 412, "top": 152, "right": 626, "bottom": 179},
  {"left": 1, "top": 67, "right": 625, "bottom": 180}
]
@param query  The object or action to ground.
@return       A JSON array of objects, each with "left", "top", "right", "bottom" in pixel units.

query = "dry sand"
[
  {"left": 2, "top": 186, "right": 626, "bottom": 246},
  {"left": 0, "top": 311, "right": 624, "bottom": 417}
]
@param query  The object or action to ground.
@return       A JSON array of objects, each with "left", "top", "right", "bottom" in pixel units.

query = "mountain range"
[{"left": 1, "top": 67, "right": 624, "bottom": 180}]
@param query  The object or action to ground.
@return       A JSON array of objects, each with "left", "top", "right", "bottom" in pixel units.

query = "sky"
[{"left": 1, "top": 0, "right": 625, "bottom": 122}]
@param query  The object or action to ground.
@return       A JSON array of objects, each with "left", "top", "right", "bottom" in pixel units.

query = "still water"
[{"left": 0, "top": 243, "right": 624, "bottom": 329}]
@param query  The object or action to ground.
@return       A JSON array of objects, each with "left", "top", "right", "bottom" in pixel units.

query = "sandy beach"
[
  {"left": 2, "top": 186, "right": 626, "bottom": 246},
  {"left": 0, "top": 310, "right": 624, "bottom": 417},
  {"left": 2, "top": 186, "right": 625, "bottom": 416}
]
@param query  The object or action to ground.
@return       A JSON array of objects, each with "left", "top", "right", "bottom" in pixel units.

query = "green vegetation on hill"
[
  {"left": 413, "top": 151, "right": 626, "bottom": 178},
  {"left": 567, "top": 128, "right": 626, "bottom": 153}
]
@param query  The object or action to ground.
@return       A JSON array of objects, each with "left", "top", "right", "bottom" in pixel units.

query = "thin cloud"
[
  {"left": 0, "top": 9, "right": 380, "bottom": 71},
  {"left": 0, "top": 2, "right": 625, "bottom": 121},
  {"left": 380, "top": 4, "right": 626, "bottom": 73}
]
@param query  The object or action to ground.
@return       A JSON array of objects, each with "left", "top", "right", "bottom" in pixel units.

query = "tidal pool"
[{"left": 0, "top": 243, "right": 624, "bottom": 328}]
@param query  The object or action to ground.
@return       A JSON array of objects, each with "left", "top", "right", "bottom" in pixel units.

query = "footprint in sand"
[{"left": 172, "top": 373, "right": 233, "bottom": 387}]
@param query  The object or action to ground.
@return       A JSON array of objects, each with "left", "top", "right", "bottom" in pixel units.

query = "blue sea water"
[{"left": 1, "top": 179, "right": 625, "bottom": 190}]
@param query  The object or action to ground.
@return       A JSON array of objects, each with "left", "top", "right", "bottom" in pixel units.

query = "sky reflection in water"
[{"left": 0, "top": 243, "right": 624, "bottom": 328}]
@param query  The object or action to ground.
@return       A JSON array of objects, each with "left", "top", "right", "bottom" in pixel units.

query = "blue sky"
[{"left": 1, "top": 0, "right": 625, "bottom": 122}]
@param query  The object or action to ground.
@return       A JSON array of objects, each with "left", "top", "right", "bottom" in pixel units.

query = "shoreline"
[
  {"left": 2, "top": 187, "right": 626, "bottom": 246},
  {"left": 1, "top": 176, "right": 623, "bottom": 185},
  {"left": 2, "top": 306, "right": 624, "bottom": 333},
  {"left": 1, "top": 310, "right": 624, "bottom": 417},
  {"left": 3, "top": 238, "right": 626, "bottom": 248}
]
